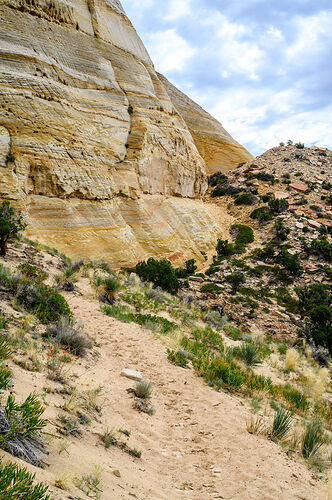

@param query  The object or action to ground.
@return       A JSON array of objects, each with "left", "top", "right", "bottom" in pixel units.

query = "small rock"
[
  {"left": 274, "top": 191, "right": 289, "bottom": 199},
  {"left": 295, "top": 222, "right": 304, "bottom": 229},
  {"left": 308, "top": 219, "right": 321, "bottom": 229},
  {"left": 121, "top": 369, "right": 142, "bottom": 381},
  {"left": 189, "top": 276, "right": 204, "bottom": 283},
  {"left": 113, "top": 470, "right": 121, "bottom": 478},
  {"left": 290, "top": 182, "right": 308, "bottom": 193}
]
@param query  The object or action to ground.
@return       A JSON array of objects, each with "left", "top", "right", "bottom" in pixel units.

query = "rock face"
[
  {"left": 0, "top": 0, "right": 249, "bottom": 265},
  {"left": 158, "top": 74, "right": 253, "bottom": 174}
]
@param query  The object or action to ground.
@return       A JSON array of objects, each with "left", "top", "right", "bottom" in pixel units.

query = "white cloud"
[
  {"left": 286, "top": 10, "right": 332, "bottom": 62},
  {"left": 166, "top": 0, "right": 192, "bottom": 20},
  {"left": 143, "top": 29, "right": 196, "bottom": 72}
]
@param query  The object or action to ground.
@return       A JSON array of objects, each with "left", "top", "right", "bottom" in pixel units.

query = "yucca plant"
[
  {"left": 0, "top": 393, "right": 46, "bottom": 465},
  {"left": 232, "top": 342, "right": 262, "bottom": 368},
  {"left": 301, "top": 420, "right": 327, "bottom": 458},
  {"left": 0, "top": 365, "right": 11, "bottom": 391},
  {"left": 246, "top": 414, "right": 266, "bottom": 435},
  {"left": 0, "top": 459, "right": 49, "bottom": 499},
  {"left": 0, "top": 335, "right": 12, "bottom": 360},
  {"left": 270, "top": 406, "right": 293, "bottom": 441}
]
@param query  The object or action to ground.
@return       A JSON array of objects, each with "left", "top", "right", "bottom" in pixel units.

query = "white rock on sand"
[{"left": 121, "top": 369, "right": 143, "bottom": 381}]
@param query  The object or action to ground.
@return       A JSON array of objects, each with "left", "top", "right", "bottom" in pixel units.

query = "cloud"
[
  {"left": 166, "top": 0, "right": 192, "bottom": 20},
  {"left": 143, "top": 29, "right": 196, "bottom": 72},
  {"left": 121, "top": 0, "right": 332, "bottom": 155}
]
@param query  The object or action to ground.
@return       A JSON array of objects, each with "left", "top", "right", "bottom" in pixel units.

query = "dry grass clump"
[
  {"left": 246, "top": 414, "right": 266, "bottom": 435},
  {"left": 285, "top": 348, "right": 300, "bottom": 371},
  {"left": 46, "top": 317, "right": 92, "bottom": 356}
]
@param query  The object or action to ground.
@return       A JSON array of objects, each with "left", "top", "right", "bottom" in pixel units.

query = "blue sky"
[{"left": 121, "top": 0, "right": 332, "bottom": 156}]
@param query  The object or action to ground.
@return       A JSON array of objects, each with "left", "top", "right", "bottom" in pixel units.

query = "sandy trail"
[{"left": 53, "top": 286, "right": 322, "bottom": 500}]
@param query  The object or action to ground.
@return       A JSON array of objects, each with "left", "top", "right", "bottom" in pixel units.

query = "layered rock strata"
[
  {"left": 0, "top": 0, "right": 249, "bottom": 265},
  {"left": 158, "top": 73, "right": 253, "bottom": 174}
]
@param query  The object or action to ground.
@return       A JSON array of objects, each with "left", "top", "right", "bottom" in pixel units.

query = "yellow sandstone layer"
[
  {"left": 158, "top": 73, "right": 253, "bottom": 173},
  {"left": 0, "top": 0, "right": 250, "bottom": 265}
]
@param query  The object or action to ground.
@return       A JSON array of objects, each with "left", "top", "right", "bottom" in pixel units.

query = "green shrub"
[
  {"left": 0, "top": 459, "right": 49, "bottom": 499},
  {"left": 175, "top": 259, "right": 197, "bottom": 278},
  {"left": 103, "top": 276, "right": 121, "bottom": 293},
  {"left": 234, "top": 192, "right": 257, "bottom": 206},
  {"left": 16, "top": 264, "right": 48, "bottom": 282},
  {"left": 268, "top": 198, "right": 289, "bottom": 214},
  {"left": 301, "top": 420, "right": 327, "bottom": 458},
  {"left": 17, "top": 282, "right": 72, "bottom": 324},
  {"left": 274, "top": 219, "right": 290, "bottom": 242},
  {"left": 167, "top": 349, "right": 189, "bottom": 368},
  {"left": 135, "top": 258, "right": 180, "bottom": 294},
  {"left": 296, "top": 283, "right": 331, "bottom": 316},
  {"left": 226, "top": 272, "right": 246, "bottom": 293},
  {"left": 233, "top": 225, "right": 254, "bottom": 246},
  {"left": 211, "top": 184, "right": 241, "bottom": 197},
  {"left": 208, "top": 172, "right": 228, "bottom": 187},
  {"left": 135, "top": 380, "right": 153, "bottom": 399},
  {"left": 216, "top": 238, "right": 245, "bottom": 257},
  {"left": 0, "top": 393, "right": 46, "bottom": 465},
  {"left": 250, "top": 206, "right": 272, "bottom": 223},
  {"left": 103, "top": 306, "right": 177, "bottom": 334},
  {"left": 310, "top": 237, "right": 332, "bottom": 262},
  {"left": 277, "top": 250, "right": 302, "bottom": 276},
  {"left": 231, "top": 343, "right": 262, "bottom": 368},
  {"left": 295, "top": 142, "right": 305, "bottom": 149},
  {"left": 0, "top": 365, "right": 11, "bottom": 391},
  {"left": 252, "top": 171, "right": 275, "bottom": 182},
  {"left": 274, "top": 287, "right": 298, "bottom": 314},
  {"left": 0, "top": 201, "right": 27, "bottom": 256},
  {"left": 270, "top": 406, "right": 293, "bottom": 441},
  {"left": 200, "top": 283, "right": 222, "bottom": 295},
  {"left": 280, "top": 384, "right": 310, "bottom": 412}
]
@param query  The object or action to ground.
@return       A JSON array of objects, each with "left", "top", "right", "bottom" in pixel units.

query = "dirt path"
[{"left": 55, "top": 287, "right": 323, "bottom": 500}]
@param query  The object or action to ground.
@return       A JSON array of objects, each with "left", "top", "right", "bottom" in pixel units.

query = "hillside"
[
  {"left": 192, "top": 142, "right": 332, "bottom": 339},
  {"left": 0, "top": 238, "right": 329, "bottom": 499},
  {"left": 0, "top": 0, "right": 251, "bottom": 267}
]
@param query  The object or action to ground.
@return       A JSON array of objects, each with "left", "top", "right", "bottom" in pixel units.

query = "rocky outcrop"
[
  {"left": 0, "top": 0, "right": 248, "bottom": 265},
  {"left": 158, "top": 74, "right": 253, "bottom": 174}
]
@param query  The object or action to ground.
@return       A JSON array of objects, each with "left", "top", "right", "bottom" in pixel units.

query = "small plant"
[
  {"left": 310, "top": 237, "right": 332, "bottom": 262},
  {"left": 135, "top": 380, "right": 153, "bottom": 399},
  {"left": 17, "top": 263, "right": 48, "bottom": 282},
  {"left": 0, "top": 393, "right": 46, "bottom": 465},
  {"left": 232, "top": 343, "right": 262, "bottom": 368},
  {"left": 246, "top": 414, "right": 265, "bottom": 435},
  {"left": 216, "top": 238, "right": 237, "bottom": 257},
  {"left": 270, "top": 406, "right": 293, "bottom": 441},
  {"left": 231, "top": 224, "right": 254, "bottom": 245},
  {"left": 250, "top": 206, "right": 272, "bottom": 223},
  {"left": 285, "top": 348, "right": 299, "bottom": 371},
  {"left": 175, "top": 259, "right": 197, "bottom": 278},
  {"left": 208, "top": 172, "right": 228, "bottom": 187},
  {"left": 234, "top": 192, "right": 257, "bottom": 205},
  {"left": 46, "top": 317, "right": 92, "bottom": 356},
  {"left": 200, "top": 283, "right": 222, "bottom": 295},
  {"left": 74, "top": 466, "right": 103, "bottom": 499},
  {"left": 226, "top": 272, "right": 246, "bottom": 293},
  {"left": 167, "top": 349, "right": 189, "bottom": 368},
  {"left": 0, "top": 458, "right": 49, "bottom": 499},
  {"left": 0, "top": 201, "right": 27, "bottom": 256},
  {"left": 301, "top": 420, "right": 327, "bottom": 459}
]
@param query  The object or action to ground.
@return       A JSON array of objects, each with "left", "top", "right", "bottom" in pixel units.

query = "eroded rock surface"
[{"left": 0, "top": 0, "right": 249, "bottom": 265}]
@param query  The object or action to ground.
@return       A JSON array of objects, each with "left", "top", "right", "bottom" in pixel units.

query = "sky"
[{"left": 121, "top": 0, "right": 332, "bottom": 156}]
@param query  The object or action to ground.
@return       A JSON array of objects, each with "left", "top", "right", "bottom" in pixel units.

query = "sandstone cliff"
[
  {"left": 0, "top": 0, "right": 249, "bottom": 265},
  {"left": 158, "top": 74, "right": 253, "bottom": 173}
]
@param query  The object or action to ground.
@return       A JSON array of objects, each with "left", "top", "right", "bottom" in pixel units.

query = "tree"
[
  {"left": 0, "top": 201, "right": 27, "bottom": 256},
  {"left": 226, "top": 272, "right": 246, "bottom": 293}
]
